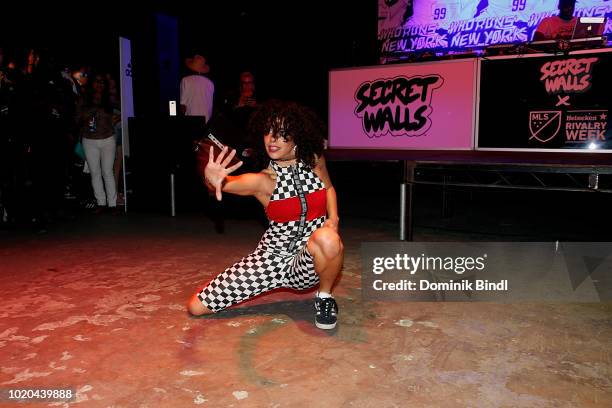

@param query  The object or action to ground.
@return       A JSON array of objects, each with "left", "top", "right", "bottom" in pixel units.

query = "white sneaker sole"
[{"left": 315, "top": 320, "right": 337, "bottom": 330}]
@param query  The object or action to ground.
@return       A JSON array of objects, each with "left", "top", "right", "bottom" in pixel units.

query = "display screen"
[
  {"left": 478, "top": 50, "right": 611, "bottom": 151},
  {"left": 378, "top": 0, "right": 612, "bottom": 62}
]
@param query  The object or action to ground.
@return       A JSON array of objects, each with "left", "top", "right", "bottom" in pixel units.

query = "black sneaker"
[{"left": 314, "top": 297, "right": 338, "bottom": 330}]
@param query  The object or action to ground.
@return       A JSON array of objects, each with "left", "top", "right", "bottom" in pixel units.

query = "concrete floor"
[{"left": 1, "top": 213, "right": 611, "bottom": 407}]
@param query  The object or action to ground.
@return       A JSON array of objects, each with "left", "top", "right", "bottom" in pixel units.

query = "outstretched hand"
[{"left": 205, "top": 146, "right": 243, "bottom": 201}]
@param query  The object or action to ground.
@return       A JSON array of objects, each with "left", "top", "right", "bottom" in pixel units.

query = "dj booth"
[
  {"left": 483, "top": 36, "right": 608, "bottom": 56},
  {"left": 328, "top": 46, "right": 612, "bottom": 240}
]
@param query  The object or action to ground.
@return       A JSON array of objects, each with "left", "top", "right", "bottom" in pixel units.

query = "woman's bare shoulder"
[{"left": 259, "top": 167, "right": 277, "bottom": 187}]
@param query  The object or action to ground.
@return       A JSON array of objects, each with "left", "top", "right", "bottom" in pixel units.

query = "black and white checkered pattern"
[
  {"left": 197, "top": 246, "right": 319, "bottom": 312},
  {"left": 196, "top": 160, "right": 327, "bottom": 313},
  {"left": 285, "top": 245, "right": 320, "bottom": 288},
  {"left": 260, "top": 217, "right": 326, "bottom": 257},
  {"left": 270, "top": 161, "right": 324, "bottom": 201}
]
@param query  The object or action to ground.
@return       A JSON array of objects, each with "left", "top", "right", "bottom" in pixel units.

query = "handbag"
[{"left": 74, "top": 138, "right": 85, "bottom": 160}]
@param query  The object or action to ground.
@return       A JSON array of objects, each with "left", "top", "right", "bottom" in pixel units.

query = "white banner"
[{"left": 119, "top": 37, "right": 134, "bottom": 156}]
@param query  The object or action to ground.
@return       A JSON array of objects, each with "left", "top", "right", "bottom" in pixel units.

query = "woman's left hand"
[{"left": 324, "top": 217, "right": 339, "bottom": 232}]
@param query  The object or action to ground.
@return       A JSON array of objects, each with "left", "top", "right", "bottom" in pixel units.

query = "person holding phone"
[{"left": 236, "top": 71, "right": 257, "bottom": 108}]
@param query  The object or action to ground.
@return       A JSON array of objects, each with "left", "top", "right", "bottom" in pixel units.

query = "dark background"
[
  {"left": 1, "top": 0, "right": 378, "bottom": 118},
  {"left": 2, "top": 1, "right": 611, "bottom": 241}
]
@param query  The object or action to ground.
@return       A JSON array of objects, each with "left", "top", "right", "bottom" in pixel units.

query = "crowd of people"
[
  {"left": 0, "top": 47, "right": 124, "bottom": 232},
  {"left": 0, "top": 46, "right": 267, "bottom": 233}
]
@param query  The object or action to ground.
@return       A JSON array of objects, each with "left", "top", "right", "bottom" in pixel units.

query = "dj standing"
[{"left": 534, "top": 0, "right": 577, "bottom": 41}]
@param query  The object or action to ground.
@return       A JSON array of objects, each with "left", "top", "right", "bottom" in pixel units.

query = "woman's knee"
[
  {"left": 311, "top": 227, "right": 343, "bottom": 259},
  {"left": 88, "top": 166, "right": 102, "bottom": 177},
  {"left": 187, "top": 294, "right": 213, "bottom": 316}
]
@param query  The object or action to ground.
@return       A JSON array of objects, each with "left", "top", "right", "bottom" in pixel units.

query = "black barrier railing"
[
  {"left": 412, "top": 164, "right": 612, "bottom": 193},
  {"left": 397, "top": 160, "right": 612, "bottom": 241}
]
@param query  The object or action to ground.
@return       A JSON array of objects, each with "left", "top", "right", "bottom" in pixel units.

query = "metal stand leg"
[
  {"left": 170, "top": 173, "right": 176, "bottom": 217},
  {"left": 122, "top": 149, "right": 128, "bottom": 214},
  {"left": 400, "top": 161, "right": 415, "bottom": 241}
]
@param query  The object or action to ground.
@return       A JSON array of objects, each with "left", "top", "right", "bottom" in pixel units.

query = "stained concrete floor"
[{"left": 1, "top": 213, "right": 611, "bottom": 407}]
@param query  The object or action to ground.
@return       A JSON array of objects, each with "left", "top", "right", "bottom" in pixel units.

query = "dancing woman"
[{"left": 187, "top": 100, "right": 343, "bottom": 329}]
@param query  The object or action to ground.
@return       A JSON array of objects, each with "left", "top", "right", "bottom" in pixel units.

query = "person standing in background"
[
  {"left": 180, "top": 52, "right": 214, "bottom": 124},
  {"left": 77, "top": 73, "right": 118, "bottom": 214},
  {"left": 221, "top": 70, "right": 259, "bottom": 144},
  {"left": 534, "top": 0, "right": 577, "bottom": 41},
  {"left": 236, "top": 71, "right": 256, "bottom": 109}
]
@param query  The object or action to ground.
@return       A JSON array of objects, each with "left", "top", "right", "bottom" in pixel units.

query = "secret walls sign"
[{"left": 478, "top": 50, "right": 611, "bottom": 152}]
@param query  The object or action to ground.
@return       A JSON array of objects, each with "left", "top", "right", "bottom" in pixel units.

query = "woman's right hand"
[{"left": 205, "top": 146, "right": 243, "bottom": 201}]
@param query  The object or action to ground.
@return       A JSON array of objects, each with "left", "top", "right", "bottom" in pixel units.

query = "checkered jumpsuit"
[{"left": 197, "top": 160, "right": 327, "bottom": 312}]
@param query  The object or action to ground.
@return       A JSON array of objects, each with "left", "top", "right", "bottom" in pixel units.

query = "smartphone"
[
  {"left": 207, "top": 133, "right": 225, "bottom": 150},
  {"left": 169, "top": 100, "right": 177, "bottom": 116}
]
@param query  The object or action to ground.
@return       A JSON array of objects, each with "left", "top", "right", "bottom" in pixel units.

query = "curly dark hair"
[
  {"left": 248, "top": 99, "right": 326, "bottom": 168},
  {"left": 84, "top": 73, "right": 113, "bottom": 114}
]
